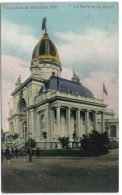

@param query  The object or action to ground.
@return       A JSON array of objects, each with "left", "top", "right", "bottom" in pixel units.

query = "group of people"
[
  {"left": 3, "top": 145, "right": 40, "bottom": 162},
  {"left": 4, "top": 146, "right": 18, "bottom": 160}
]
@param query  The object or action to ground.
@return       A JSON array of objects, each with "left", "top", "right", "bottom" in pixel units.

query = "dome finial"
[{"left": 42, "top": 17, "right": 47, "bottom": 33}]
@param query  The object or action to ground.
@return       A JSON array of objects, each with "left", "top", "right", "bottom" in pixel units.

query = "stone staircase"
[
  {"left": 2, "top": 136, "right": 26, "bottom": 151},
  {"left": 12, "top": 137, "right": 26, "bottom": 150}
]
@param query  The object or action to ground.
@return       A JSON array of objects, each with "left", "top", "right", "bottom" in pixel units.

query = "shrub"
[
  {"left": 25, "top": 137, "right": 36, "bottom": 148},
  {"left": 57, "top": 137, "right": 70, "bottom": 149},
  {"left": 81, "top": 130, "right": 109, "bottom": 156}
]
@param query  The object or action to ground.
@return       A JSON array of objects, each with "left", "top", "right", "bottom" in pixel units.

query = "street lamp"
[{"left": 42, "top": 131, "right": 47, "bottom": 150}]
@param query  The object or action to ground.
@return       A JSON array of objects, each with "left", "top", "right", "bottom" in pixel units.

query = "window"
[
  {"left": 89, "top": 112, "right": 93, "bottom": 122},
  {"left": 61, "top": 108, "right": 66, "bottom": 123},
  {"left": 40, "top": 114, "right": 45, "bottom": 130},
  {"left": 49, "top": 40, "right": 56, "bottom": 56},
  {"left": 23, "top": 122, "right": 27, "bottom": 140},
  {"left": 110, "top": 125, "right": 116, "bottom": 137},
  {"left": 81, "top": 111, "right": 85, "bottom": 121},
  {"left": 39, "top": 40, "right": 45, "bottom": 55}
]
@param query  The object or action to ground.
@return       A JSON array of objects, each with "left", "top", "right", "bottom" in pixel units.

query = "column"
[
  {"left": 27, "top": 111, "right": 29, "bottom": 139},
  {"left": 37, "top": 112, "right": 40, "bottom": 139},
  {"left": 16, "top": 117, "right": 20, "bottom": 136},
  {"left": 57, "top": 106, "right": 61, "bottom": 137},
  {"left": 53, "top": 108, "right": 55, "bottom": 138},
  {"left": 50, "top": 108, "right": 53, "bottom": 138},
  {"left": 101, "top": 112, "right": 105, "bottom": 133},
  {"left": 45, "top": 107, "right": 49, "bottom": 131},
  {"left": 45, "top": 106, "right": 50, "bottom": 141},
  {"left": 67, "top": 107, "right": 71, "bottom": 137},
  {"left": 77, "top": 109, "right": 81, "bottom": 140},
  {"left": 86, "top": 109, "right": 89, "bottom": 135},
  {"left": 31, "top": 109, "right": 35, "bottom": 139},
  {"left": 94, "top": 111, "right": 97, "bottom": 131}
]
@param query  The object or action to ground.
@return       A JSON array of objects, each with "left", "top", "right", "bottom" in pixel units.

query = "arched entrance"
[{"left": 18, "top": 98, "right": 27, "bottom": 139}]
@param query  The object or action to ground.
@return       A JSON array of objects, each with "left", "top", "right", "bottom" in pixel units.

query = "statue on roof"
[
  {"left": 42, "top": 17, "right": 47, "bottom": 33},
  {"left": 72, "top": 69, "right": 80, "bottom": 83},
  {"left": 16, "top": 75, "right": 21, "bottom": 83},
  {"left": 15, "top": 75, "right": 21, "bottom": 88}
]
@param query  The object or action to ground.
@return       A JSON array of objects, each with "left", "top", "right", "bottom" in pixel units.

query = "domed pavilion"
[{"left": 7, "top": 19, "right": 118, "bottom": 150}]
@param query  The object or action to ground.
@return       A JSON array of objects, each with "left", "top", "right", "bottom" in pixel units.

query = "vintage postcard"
[{"left": 1, "top": 2, "right": 119, "bottom": 193}]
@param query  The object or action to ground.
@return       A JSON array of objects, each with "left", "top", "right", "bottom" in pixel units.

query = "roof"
[{"left": 39, "top": 76, "right": 94, "bottom": 98}]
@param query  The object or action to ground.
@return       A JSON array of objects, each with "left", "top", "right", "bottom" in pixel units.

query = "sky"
[{"left": 1, "top": 2, "right": 119, "bottom": 131}]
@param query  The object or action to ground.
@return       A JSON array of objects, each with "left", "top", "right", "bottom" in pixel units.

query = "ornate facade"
[{"left": 8, "top": 31, "right": 118, "bottom": 149}]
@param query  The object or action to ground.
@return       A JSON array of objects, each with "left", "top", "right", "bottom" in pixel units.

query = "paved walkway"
[{"left": 1, "top": 149, "right": 119, "bottom": 193}]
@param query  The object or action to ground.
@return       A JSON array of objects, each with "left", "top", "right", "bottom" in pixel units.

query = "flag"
[{"left": 103, "top": 83, "right": 108, "bottom": 96}]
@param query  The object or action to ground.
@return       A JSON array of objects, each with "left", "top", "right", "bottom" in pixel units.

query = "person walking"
[
  {"left": 28, "top": 146, "right": 32, "bottom": 162},
  {"left": 14, "top": 147, "right": 18, "bottom": 158},
  {"left": 11, "top": 147, "right": 14, "bottom": 158},
  {"left": 5, "top": 146, "right": 10, "bottom": 160},
  {"left": 36, "top": 147, "right": 40, "bottom": 157}
]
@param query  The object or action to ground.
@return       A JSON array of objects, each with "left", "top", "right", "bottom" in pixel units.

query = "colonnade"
[{"left": 37, "top": 105, "right": 105, "bottom": 141}]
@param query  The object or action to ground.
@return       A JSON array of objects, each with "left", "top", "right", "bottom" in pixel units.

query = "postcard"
[{"left": 1, "top": 2, "right": 119, "bottom": 193}]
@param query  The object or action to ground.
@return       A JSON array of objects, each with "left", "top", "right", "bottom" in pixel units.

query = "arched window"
[
  {"left": 40, "top": 114, "right": 45, "bottom": 131},
  {"left": 39, "top": 40, "right": 45, "bottom": 55},
  {"left": 23, "top": 122, "right": 27, "bottom": 140},
  {"left": 18, "top": 98, "right": 26, "bottom": 114},
  {"left": 49, "top": 40, "right": 56, "bottom": 56}
]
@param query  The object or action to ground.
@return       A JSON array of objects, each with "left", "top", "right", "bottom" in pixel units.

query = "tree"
[
  {"left": 25, "top": 138, "right": 36, "bottom": 148},
  {"left": 57, "top": 137, "right": 70, "bottom": 149},
  {"left": 81, "top": 130, "right": 109, "bottom": 155},
  {"left": 42, "top": 131, "right": 47, "bottom": 150}
]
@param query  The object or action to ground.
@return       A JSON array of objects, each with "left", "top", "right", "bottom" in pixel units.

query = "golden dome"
[{"left": 31, "top": 32, "right": 61, "bottom": 67}]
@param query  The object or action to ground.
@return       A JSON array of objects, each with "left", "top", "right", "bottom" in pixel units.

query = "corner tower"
[{"left": 30, "top": 31, "right": 62, "bottom": 79}]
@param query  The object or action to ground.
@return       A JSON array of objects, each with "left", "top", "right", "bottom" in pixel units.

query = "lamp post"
[
  {"left": 72, "top": 130, "right": 76, "bottom": 147},
  {"left": 42, "top": 131, "right": 47, "bottom": 150}
]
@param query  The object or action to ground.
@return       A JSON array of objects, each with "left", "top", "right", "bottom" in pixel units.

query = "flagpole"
[
  {"left": 103, "top": 84, "right": 104, "bottom": 100},
  {"left": 103, "top": 83, "right": 108, "bottom": 100},
  {"left": 102, "top": 84, "right": 104, "bottom": 100}
]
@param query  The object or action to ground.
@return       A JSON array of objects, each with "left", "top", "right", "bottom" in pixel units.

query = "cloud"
[
  {"left": 1, "top": 21, "right": 38, "bottom": 57},
  {"left": 55, "top": 30, "right": 118, "bottom": 79},
  {"left": 61, "top": 68, "right": 118, "bottom": 118},
  {"left": 2, "top": 55, "right": 30, "bottom": 82},
  {"left": 81, "top": 71, "right": 118, "bottom": 117},
  {"left": 1, "top": 54, "right": 31, "bottom": 130},
  {"left": 2, "top": 80, "right": 14, "bottom": 131}
]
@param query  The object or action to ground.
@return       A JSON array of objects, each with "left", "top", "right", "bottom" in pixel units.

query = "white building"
[{"left": 8, "top": 29, "right": 118, "bottom": 149}]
